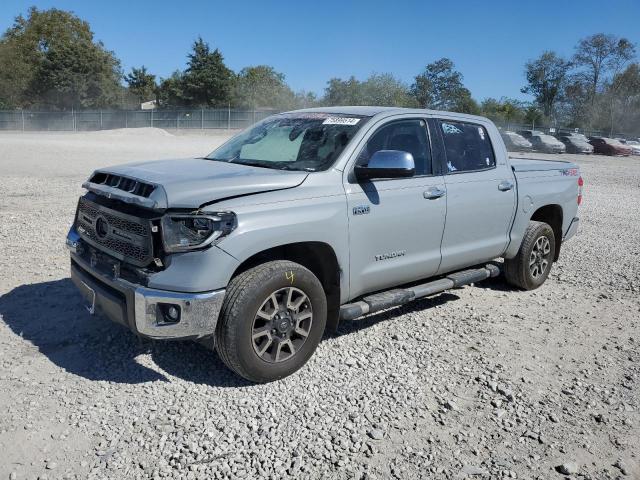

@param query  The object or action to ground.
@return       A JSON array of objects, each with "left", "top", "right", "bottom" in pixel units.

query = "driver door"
[{"left": 344, "top": 117, "right": 447, "bottom": 299}]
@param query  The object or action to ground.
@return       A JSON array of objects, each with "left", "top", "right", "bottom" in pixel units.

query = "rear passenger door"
[
  {"left": 435, "top": 119, "right": 516, "bottom": 273},
  {"left": 345, "top": 117, "right": 446, "bottom": 299}
]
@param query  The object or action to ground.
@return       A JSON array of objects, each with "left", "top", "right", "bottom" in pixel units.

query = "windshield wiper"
[
  {"left": 279, "top": 164, "right": 316, "bottom": 172},
  {"left": 208, "top": 157, "right": 314, "bottom": 172}
]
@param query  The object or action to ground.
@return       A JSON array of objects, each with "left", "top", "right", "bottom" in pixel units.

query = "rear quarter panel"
[{"left": 504, "top": 168, "right": 579, "bottom": 258}]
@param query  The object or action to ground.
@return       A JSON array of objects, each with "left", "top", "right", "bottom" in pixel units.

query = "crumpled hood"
[{"left": 84, "top": 158, "right": 308, "bottom": 210}]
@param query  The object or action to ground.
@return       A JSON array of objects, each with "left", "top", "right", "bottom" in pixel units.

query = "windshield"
[{"left": 206, "top": 113, "right": 368, "bottom": 172}]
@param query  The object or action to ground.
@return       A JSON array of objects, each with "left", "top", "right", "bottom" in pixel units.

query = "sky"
[{"left": 2, "top": 0, "right": 640, "bottom": 102}]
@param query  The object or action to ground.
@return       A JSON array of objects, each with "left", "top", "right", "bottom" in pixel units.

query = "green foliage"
[
  {"left": 323, "top": 73, "right": 416, "bottom": 107},
  {"left": 524, "top": 105, "right": 544, "bottom": 127},
  {"left": 521, "top": 51, "right": 570, "bottom": 118},
  {"left": 323, "top": 76, "right": 364, "bottom": 105},
  {"left": 125, "top": 66, "right": 157, "bottom": 103},
  {"left": 181, "top": 37, "right": 233, "bottom": 107},
  {"left": 481, "top": 97, "right": 526, "bottom": 125},
  {"left": 233, "top": 65, "right": 297, "bottom": 109},
  {"left": 0, "top": 7, "right": 122, "bottom": 109},
  {"left": 156, "top": 71, "right": 187, "bottom": 108},
  {"left": 411, "top": 58, "right": 476, "bottom": 112},
  {"left": 361, "top": 73, "right": 418, "bottom": 107}
]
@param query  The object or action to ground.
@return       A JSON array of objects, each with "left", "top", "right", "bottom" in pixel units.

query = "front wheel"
[
  {"left": 504, "top": 221, "right": 556, "bottom": 290},
  {"left": 216, "top": 260, "right": 327, "bottom": 382}
]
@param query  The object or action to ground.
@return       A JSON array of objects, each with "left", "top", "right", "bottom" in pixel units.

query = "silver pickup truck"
[{"left": 66, "top": 107, "right": 582, "bottom": 382}]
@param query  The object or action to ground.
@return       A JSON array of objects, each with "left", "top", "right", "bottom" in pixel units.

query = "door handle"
[
  {"left": 423, "top": 187, "right": 446, "bottom": 199},
  {"left": 498, "top": 180, "right": 514, "bottom": 191}
]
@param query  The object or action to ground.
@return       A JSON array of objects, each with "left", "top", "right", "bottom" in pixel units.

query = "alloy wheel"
[
  {"left": 529, "top": 235, "right": 552, "bottom": 279},
  {"left": 251, "top": 287, "right": 313, "bottom": 363}
]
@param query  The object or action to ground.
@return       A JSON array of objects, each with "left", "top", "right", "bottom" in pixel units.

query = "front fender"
[{"left": 214, "top": 184, "right": 350, "bottom": 302}]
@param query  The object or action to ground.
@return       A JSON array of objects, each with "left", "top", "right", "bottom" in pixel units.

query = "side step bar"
[{"left": 339, "top": 264, "right": 501, "bottom": 321}]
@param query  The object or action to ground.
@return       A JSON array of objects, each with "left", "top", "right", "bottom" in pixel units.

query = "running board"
[{"left": 339, "top": 264, "right": 500, "bottom": 321}]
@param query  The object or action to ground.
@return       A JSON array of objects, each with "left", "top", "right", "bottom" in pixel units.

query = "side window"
[
  {"left": 439, "top": 121, "right": 496, "bottom": 173},
  {"left": 356, "top": 119, "right": 432, "bottom": 175}
]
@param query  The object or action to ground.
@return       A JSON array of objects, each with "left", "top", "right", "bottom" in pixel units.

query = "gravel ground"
[{"left": 0, "top": 129, "right": 638, "bottom": 480}]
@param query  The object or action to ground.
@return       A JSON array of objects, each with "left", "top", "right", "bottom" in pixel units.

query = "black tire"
[
  {"left": 215, "top": 260, "right": 327, "bottom": 383},
  {"left": 504, "top": 221, "right": 556, "bottom": 290}
]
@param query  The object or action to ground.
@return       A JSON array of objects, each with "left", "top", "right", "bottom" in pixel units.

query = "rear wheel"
[
  {"left": 216, "top": 260, "right": 327, "bottom": 382},
  {"left": 504, "top": 221, "right": 556, "bottom": 290}
]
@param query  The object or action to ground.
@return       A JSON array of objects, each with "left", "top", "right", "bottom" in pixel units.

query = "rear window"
[{"left": 439, "top": 121, "right": 496, "bottom": 173}]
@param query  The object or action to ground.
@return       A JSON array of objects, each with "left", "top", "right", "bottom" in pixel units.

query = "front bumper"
[{"left": 67, "top": 230, "right": 225, "bottom": 340}]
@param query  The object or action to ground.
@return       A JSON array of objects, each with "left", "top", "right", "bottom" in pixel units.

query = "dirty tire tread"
[
  {"left": 215, "top": 260, "right": 326, "bottom": 382},
  {"left": 504, "top": 220, "right": 555, "bottom": 290}
]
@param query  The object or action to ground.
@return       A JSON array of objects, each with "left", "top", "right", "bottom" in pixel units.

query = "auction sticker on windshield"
[{"left": 322, "top": 117, "right": 361, "bottom": 125}]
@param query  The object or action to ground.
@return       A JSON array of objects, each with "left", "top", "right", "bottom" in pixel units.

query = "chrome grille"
[{"left": 76, "top": 197, "right": 153, "bottom": 266}]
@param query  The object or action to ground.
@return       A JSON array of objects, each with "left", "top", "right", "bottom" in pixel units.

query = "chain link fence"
[
  {"left": 0, "top": 108, "right": 280, "bottom": 132},
  {"left": 2, "top": 109, "right": 634, "bottom": 139}
]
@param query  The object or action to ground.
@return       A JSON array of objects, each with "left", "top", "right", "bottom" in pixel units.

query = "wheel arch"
[
  {"left": 530, "top": 204, "right": 563, "bottom": 261},
  {"left": 231, "top": 241, "right": 342, "bottom": 331}
]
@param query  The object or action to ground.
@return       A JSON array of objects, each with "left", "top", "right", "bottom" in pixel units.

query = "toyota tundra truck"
[{"left": 66, "top": 107, "right": 582, "bottom": 382}]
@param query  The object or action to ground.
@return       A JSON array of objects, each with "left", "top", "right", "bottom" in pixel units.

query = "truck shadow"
[
  {"left": 0, "top": 278, "right": 249, "bottom": 388},
  {"left": 0, "top": 278, "right": 506, "bottom": 388}
]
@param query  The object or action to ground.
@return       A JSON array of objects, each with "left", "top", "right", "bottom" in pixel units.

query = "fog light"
[
  {"left": 167, "top": 306, "right": 179, "bottom": 320},
  {"left": 159, "top": 304, "right": 181, "bottom": 323}
]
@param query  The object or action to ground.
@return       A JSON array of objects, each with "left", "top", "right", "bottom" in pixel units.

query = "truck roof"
[{"left": 286, "top": 106, "right": 492, "bottom": 123}]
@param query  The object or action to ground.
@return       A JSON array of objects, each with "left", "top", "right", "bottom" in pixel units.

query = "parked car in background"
[
  {"left": 517, "top": 129, "right": 545, "bottom": 139},
  {"left": 589, "top": 137, "right": 632, "bottom": 156},
  {"left": 625, "top": 140, "right": 640, "bottom": 155},
  {"left": 557, "top": 132, "right": 590, "bottom": 143},
  {"left": 501, "top": 131, "right": 532, "bottom": 152},
  {"left": 558, "top": 134, "right": 594, "bottom": 154},
  {"left": 529, "top": 134, "right": 566, "bottom": 153}
]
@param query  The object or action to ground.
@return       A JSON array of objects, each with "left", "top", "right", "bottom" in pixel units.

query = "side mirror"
[{"left": 355, "top": 150, "right": 415, "bottom": 180}]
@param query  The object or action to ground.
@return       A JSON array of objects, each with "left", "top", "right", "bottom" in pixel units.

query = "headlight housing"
[{"left": 161, "top": 212, "right": 236, "bottom": 253}]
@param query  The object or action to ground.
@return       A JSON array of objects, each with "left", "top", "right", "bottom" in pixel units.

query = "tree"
[
  {"left": 411, "top": 58, "right": 477, "bottom": 112},
  {"left": 360, "top": 73, "right": 416, "bottom": 107},
  {"left": 524, "top": 105, "right": 544, "bottom": 128},
  {"left": 573, "top": 33, "right": 636, "bottom": 99},
  {"left": 292, "top": 90, "right": 318, "bottom": 109},
  {"left": 323, "top": 76, "right": 364, "bottom": 105},
  {"left": 521, "top": 51, "right": 570, "bottom": 119},
  {"left": 233, "top": 65, "right": 296, "bottom": 109},
  {"left": 481, "top": 97, "right": 526, "bottom": 126},
  {"left": 556, "top": 76, "right": 590, "bottom": 127},
  {"left": 125, "top": 66, "right": 156, "bottom": 103},
  {"left": 182, "top": 37, "right": 233, "bottom": 107},
  {"left": 604, "top": 63, "right": 640, "bottom": 136},
  {"left": 322, "top": 73, "right": 415, "bottom": 107},
  {"left": 0, "top": 7, "right": 122, "bottom": 109},
  {"left": 157, "top": 71, "right": 187, "bottom": 107}
]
